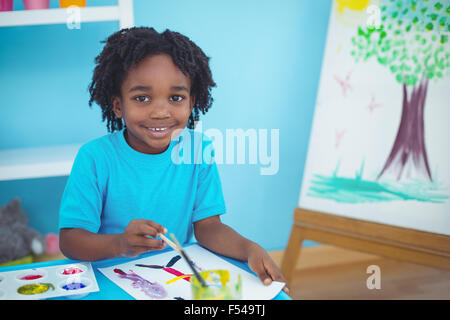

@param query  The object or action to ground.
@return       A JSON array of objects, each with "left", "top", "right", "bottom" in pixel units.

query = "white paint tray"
[{"left": 0, "top": 262, "right": 99, "bottom": 300}]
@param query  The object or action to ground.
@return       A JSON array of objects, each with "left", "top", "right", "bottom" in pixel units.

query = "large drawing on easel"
[{"left": 299, "top": 0, "right": 450, "bottom": 235}]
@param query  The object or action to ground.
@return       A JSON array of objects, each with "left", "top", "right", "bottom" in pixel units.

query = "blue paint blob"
[{"left": 62, "top": 282, "right": 86, "bottom": 290}]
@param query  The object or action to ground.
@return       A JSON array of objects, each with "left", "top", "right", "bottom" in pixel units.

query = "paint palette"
[{"left": 0, "top": 262, "right": 99, "bottom": 300}]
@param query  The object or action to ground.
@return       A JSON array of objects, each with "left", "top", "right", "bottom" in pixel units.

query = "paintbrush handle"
[
  {"left": 179, "top": 250, "right": 208, "bottom": 288},
  {"left": 158, "top": 233, "right": 180, "bottom": 253},
  {"left": 169, "top": 233, "right": 208, "bottom": 288}
]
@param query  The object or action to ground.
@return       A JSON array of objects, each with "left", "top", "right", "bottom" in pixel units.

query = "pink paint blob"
[
  {"left": 62, "top": 267, "right": 83, "bottom": 275},
  {"left": 20, "top": 275, "right": 43, "bottom": 280},
  {"left": 163, "top": 267, "right": 191, "bottom": 282}
]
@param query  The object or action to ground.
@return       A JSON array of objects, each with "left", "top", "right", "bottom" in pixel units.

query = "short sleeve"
[
  {"left": 58, "top": 145, "right": 103, "bottom": 233},
  {"left": 192, "top": 138, "right": 226, "bottom": 222}
]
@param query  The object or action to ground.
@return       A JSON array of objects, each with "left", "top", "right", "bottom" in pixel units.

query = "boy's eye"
[
  {"left": 134, "top": 95, "right": 149, "bottom": 103},
  {"left": 170, "top": 95, "right": 185, "bottom": 102}
]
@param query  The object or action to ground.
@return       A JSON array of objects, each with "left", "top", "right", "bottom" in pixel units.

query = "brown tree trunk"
[{"left": 377, "top": 78, "right": 432, "bottom": 181}]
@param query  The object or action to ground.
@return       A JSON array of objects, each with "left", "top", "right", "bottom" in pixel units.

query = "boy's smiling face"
[{"left": 112, "top": 53, "right": 194, "bottom": 154}]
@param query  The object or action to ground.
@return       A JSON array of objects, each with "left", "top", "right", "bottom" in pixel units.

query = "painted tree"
[{"left": 351, "top": 0, "right": 450, "bottom": 182}]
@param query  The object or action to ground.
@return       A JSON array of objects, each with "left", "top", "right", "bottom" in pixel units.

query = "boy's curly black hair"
[{"left": 88, "top": 27, "right": 216, "bottom": 132}]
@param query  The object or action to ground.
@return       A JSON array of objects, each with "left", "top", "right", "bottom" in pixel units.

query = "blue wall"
[{"left": 0, "top": 0, "right": 332, "bottom": 251}]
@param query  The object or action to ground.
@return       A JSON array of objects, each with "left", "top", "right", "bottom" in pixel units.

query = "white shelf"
[
  {"left": 0, "top": 0, "right": 133, "bottom": 29},
  {"left": 0, "top": 144, "right": 83, "bottom": 181},
  {"left": 0, "top": 1, "right": 133, "bottom": 181}
]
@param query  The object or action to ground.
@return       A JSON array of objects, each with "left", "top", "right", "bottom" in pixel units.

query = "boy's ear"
[{"left": 112, "top": 96, "right": 123, "bottom": 118}]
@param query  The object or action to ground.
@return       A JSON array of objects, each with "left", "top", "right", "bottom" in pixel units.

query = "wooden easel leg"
[{"left": 281, "top": 225, "right": 304, "bottom": 285}]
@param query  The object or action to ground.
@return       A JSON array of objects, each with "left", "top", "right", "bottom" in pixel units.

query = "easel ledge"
[{"left": 280, "top": 207, "right": 450, "bottom": 284}]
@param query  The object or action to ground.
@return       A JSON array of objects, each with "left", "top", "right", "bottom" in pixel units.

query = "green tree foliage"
[{"left": 351, "top": 0, "right": 450, "bottom": 86}]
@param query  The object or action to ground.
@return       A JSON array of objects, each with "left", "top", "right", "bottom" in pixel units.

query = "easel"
[{"left": 280, "top": 207, "right": 450, "bottom": 284}]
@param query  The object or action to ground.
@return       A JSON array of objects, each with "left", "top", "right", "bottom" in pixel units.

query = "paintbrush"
[{"left": 169, "top": 233, "right": 208, "bottom": 288}]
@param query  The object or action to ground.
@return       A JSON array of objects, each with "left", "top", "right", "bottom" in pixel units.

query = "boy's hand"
[
  {"left": 117, "top": 219, "right": 167, "bottom": 258},
  {"left": 247, "top": 243, "right": 290, "bottom": 295}
]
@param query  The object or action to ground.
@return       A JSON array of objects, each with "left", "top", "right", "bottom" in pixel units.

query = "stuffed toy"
[{"left": 0, "top": 198, "right": 46, "bottom": 265}]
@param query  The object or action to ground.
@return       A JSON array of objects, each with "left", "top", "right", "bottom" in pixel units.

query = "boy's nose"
[{"left": 150, "top": 100, "right": 170, "bottom": 119}]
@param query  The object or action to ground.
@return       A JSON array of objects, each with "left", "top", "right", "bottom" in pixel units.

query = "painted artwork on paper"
[
  {"left": 113, "top": 268, "right": 167, "bottom": 299},
  {"left": 135, "top": 254, "right": 201, "bottom": 284},
  {"left": 97, "top": 244, "right": 285, "bottom": 300},
  {"left": 299, "top": 0, "right": 450, "bottom": 235}
]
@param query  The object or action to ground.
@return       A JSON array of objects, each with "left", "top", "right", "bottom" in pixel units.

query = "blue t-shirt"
[{"left": 58, "top": 128, "right": 226, "bottom": 245}]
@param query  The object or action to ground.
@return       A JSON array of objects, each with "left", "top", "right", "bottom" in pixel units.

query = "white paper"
[{"left": 98, "top": 244, "right": 284, "bottom": 300}]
